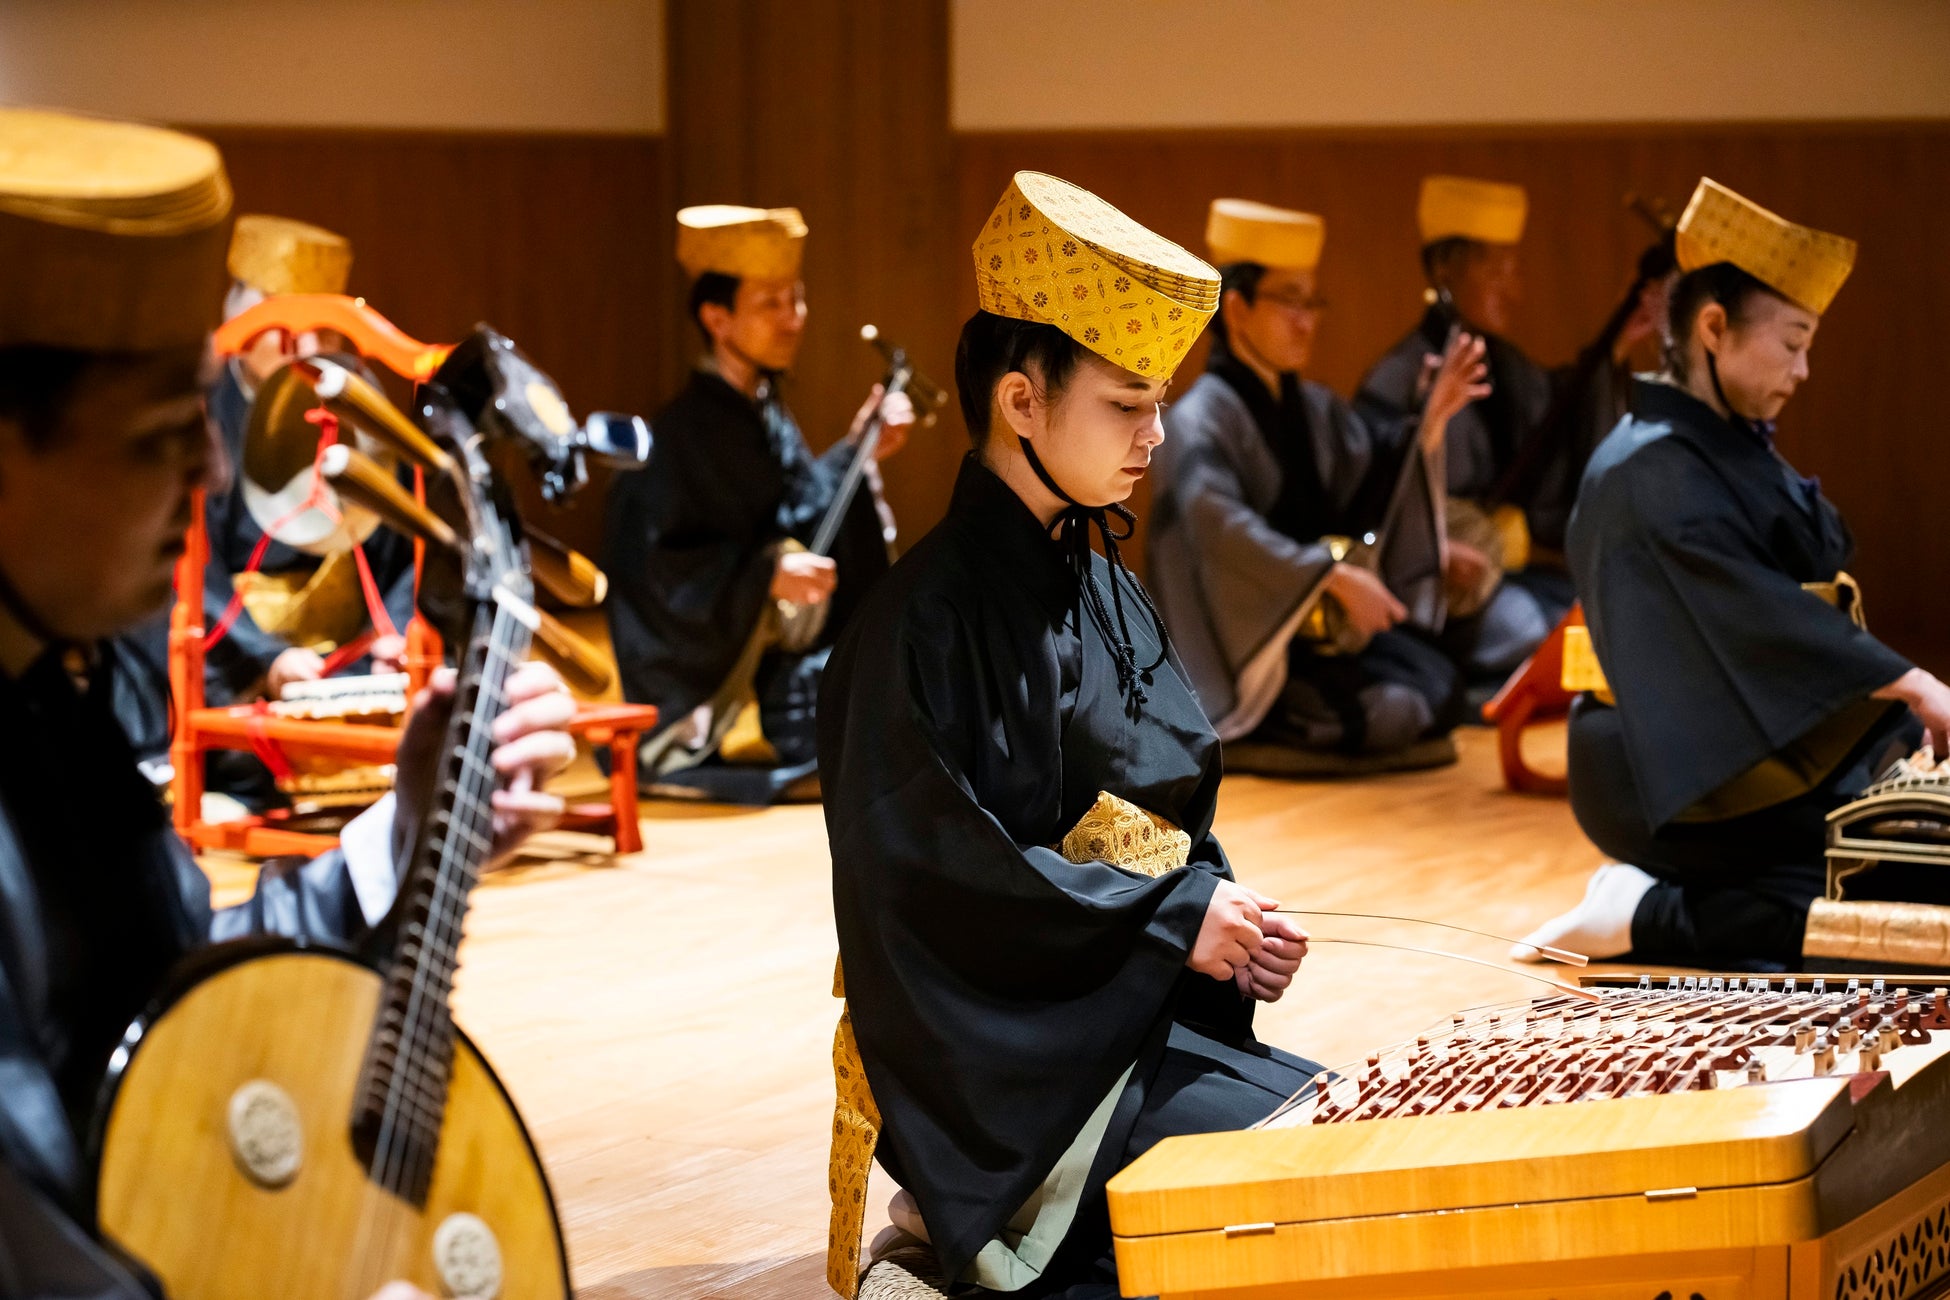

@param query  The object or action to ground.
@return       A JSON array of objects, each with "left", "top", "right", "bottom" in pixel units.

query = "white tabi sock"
[{"left": 1509, "top": 862, "right": 1658, "bottom": 964}]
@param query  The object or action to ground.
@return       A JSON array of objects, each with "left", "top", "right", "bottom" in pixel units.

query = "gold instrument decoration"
[
  {"left": 826, "top": 794, "right": 1191, "bottom": 1297},
  {"left": 1815, "top": 747, "right": 1950, "bottom": 967},
  {"left": 1111, "top": 971, "right": 1950, "bottom": 1300},
  {"left": 241, "top": 359, "right": 400, "bottom": 559}
]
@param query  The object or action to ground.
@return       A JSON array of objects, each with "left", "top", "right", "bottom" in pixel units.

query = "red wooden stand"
[
  {"left": 1479, "top": 605, "right": 1583, "bottom": 797},
  {"left": 168, "top": 487, "right": 657, "bottom": 858}
]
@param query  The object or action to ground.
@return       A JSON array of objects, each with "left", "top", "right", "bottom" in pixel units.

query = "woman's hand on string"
[
  {"left": 1188, "top": 879, "right": 1266, "bottom": 981},
  {"left": 1237, "top": 903, "right": 1309, "bottom": 1004}
]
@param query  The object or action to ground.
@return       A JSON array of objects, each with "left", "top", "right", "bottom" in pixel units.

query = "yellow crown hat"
[
  {"left": 676, "top": 204, "right": 808, "bottom": 281},
  {"left": 1418, "top": 175, "right": 1527, "bottom": 246},
  {"left": 973, "top": 171, "right": 1218, "bottom": 382},
  {"left": 0, "top": 106, "right": 233, "bottom": 350},
  {"left": 227, "top": 214, "right": 352, "bottom": 297},
  {"left": 1674, "top": 178, "right": 1856, "bottom": 315},
  {"left": 1206, "top": 198, "right": 1325, "bottom": 272}
]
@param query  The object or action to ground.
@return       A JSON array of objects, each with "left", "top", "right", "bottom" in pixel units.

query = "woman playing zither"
[
  {"left": 1516, "top": 179, "right": 1950, "bottom": 968},
  {"left": 820, "top": 172, "right": 1315, "bottom": 1300}
]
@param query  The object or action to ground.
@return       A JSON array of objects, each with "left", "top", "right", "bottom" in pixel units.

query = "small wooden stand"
[
  {"left": 1479, "top": 606, "right": 1582, "bottom": 797},
  {"left": 167, "top": 497, "right": 657, "bottom": 857}
]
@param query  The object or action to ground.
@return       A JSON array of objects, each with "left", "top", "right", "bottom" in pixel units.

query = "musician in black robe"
[
  {"left": 823, "top": 173, "right": 1316, "bottom": 1300},
  {"left": 0, "top": 109, "right": 576, "bottom": 1298},
  {"left": 1152, "top": 199, "right": 1483, "bottom": 771},
  {"left": 1356, "top": 175, "right": 1653, "bottom": 692},
  {"left": 1513, "top": 179, "right": 1949, "bottom": 969},
  {"left": 603, "top": 205, "right": 910, "bottom": 803}
]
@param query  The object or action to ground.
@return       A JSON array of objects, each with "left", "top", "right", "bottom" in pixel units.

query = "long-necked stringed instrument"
[
  {"left": 773, "top": 325, "right": 945, "bottom": 654},
  {"left": 91, "top": 327, "right": 649, "bottom": 1299}
]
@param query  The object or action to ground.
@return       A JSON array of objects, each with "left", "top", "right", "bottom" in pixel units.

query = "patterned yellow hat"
[
  {"left": 1418, "top": 175, "right": 1527, "bottom": 246},
  {"left": 973, "top": 171, "right": 1217, "bottom": 381},
  {"left": 1674, "top": 178, "right": 1855, "bottom": 315},
  {"left": 676, "top": 204, "right": 807, "bottom": 281},
  {"left": 1206, "top": 198, "right": 1324, "bottom": 272},
  {"left": 0, "top": 106, "right": 232, "bottom": 350},
  {"left": 227, "top": 214, "right": 352, "bottom": 297}
]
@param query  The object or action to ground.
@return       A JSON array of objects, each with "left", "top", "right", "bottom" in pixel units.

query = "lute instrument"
[
  {"left": 772, "top": 325, "right": 944, "bottom": 654},
  {"left": 91, "top": 327, "right": 648, "bottom": 1299}
]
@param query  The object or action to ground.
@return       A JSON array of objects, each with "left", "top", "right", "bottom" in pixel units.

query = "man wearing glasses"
[{"left": 1150, "top": 199, "right": 1483, "bottom": 773}]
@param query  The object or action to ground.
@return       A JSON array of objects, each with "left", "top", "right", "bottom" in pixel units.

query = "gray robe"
[
  {"left": 1356, "top": 310, "right": 1623, "bottom": 679},
  {"left": 1151, "top": 371, "right": 1443, "bottom": 740}
]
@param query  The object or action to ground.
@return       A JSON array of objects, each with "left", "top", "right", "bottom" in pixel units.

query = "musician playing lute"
[
  {"left": 1356, "top": 175, "right": 1662, "bottom": 694},
  {"left": 1150, "top": 198, "right": 1485, "bottom": 769},
  {"left": 603, "top": 204, "right": 912, "bottom": 804},
  {"left": 0, "top": 108, "right": 576, "bottom": 1299}
]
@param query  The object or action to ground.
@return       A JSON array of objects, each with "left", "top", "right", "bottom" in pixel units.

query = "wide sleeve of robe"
[
  {"left": 601, "top": 396, "right": 782, "bottom": 721},
  {"left": 1580, "top": 438, "right": 1912, "bottom": 829},
  {"left": 1152, "top": 381, "right": 1334, "bottom": 706},
  {"left": 821, "top": 568, "right": 1223, "bottom": 1281}
]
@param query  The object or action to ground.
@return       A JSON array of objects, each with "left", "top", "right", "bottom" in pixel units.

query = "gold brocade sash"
[
  {"left": 825, "top": 792, "right": 1191, "bottom": 1297},
  {"left": 231, "top": 550, "right": 368, "bottom": 656},
  {"left": 1564, "top": 572, "right": 1883, "bottom": 821}
]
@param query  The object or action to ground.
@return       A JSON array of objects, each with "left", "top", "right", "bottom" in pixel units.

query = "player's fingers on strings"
[
  {"left": 492, "top": 686, "right": 577, "bottom": 744},
  {"left": 490, "top": 729, "right": 578, "bottom": 778}
]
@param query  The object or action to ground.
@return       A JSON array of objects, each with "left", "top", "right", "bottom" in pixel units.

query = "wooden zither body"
[
  {"left": 94, "top": 944, "right": 567, "bottom": 1299},
  {"left": 1109, "top": 974, "right": 1950, "bottom": 1300}
]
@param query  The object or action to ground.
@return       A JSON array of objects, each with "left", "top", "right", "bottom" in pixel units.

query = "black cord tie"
[{"left": 1019, "top": 437, "right": 1171, "bottom": 710}]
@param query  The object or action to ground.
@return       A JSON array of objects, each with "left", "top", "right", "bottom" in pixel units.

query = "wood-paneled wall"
[
  {"left": 951, "top": 124, "right": 1950, "bottom": 671},
  {"left": 193, "top": 116, "right": 1948, "bottom": 670},
  {"left": 663, "top": 0, "right": 962, "bottom": 544}
]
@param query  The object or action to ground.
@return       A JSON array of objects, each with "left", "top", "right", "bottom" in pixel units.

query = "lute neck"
[{"left": 351, "top": 586, "right": 534, "bottom": 1204}]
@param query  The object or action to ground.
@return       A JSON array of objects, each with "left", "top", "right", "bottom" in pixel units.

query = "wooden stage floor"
[{"left": 206, "top": 723, "right": 1618, "bottom": 1298}]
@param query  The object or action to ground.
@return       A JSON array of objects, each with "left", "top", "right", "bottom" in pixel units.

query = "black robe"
[
  {"left": 821, "top": 458, "right": 1302, "bottom": 1286},
  {"left": 0, "top": 649, "right": 395, "bottom": 1296},
  {"left": 602, "top": 366, "right": 889, "bottom": 764},
  {"left": 1568, "top": 379, "right": 1912, "bottom": 833}
]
